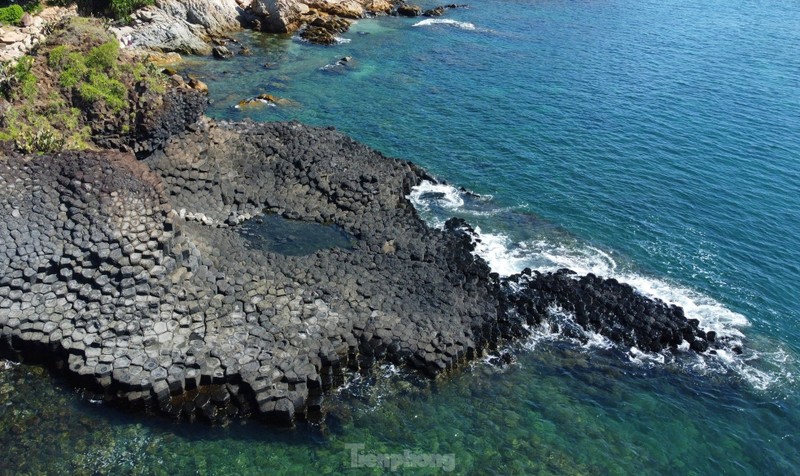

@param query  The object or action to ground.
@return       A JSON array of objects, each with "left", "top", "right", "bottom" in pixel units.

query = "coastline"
[{"left": 1, "top": 2, "right": 728, "bottom": 427}]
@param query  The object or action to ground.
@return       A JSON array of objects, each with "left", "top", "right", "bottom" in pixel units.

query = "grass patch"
[
  {"left": 78, "top": 71, "right": 127, "bottom": 111},
  {"left": 52, "top": 40, "right": 127, "bottom": 111}
]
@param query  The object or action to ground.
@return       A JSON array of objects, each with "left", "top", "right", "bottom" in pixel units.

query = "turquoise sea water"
[{"left": 3, "top": 0, "right": 800, "bottom": 473}]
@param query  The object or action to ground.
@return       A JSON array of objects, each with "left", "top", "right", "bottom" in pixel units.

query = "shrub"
[
  {"left": 58, "top": 52, "right": 88, "bottom": 88},
  {"left": 0, "top": 5, "right": 24, "bottom": 25},
  {"left": 7, "top": 0, "right": 42, "bottom": 14},
  {"left": 111, "top": 0, "right": 154, "bottom": 20},
  {"left": 48, "top": 45, "right": 69, "bottom": 70},
  {"left": 0, "top": 56, "right": 37, "bottom": 101},
  {"left": 85, "top": 40, "right": 119, "bottom": 71},
  {"left": 78, "top": 71, "right": 127, "bottom": 111},
  {"left": 76, "top": 0, "right": 153, "bottom": 20},
  {"left": 15, "top": 126, "right": 65, "bottom": 154}
]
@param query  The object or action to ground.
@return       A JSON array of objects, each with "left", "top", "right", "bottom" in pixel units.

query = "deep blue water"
[{"left": 3, "top": 0, "right": 800, "bottom": 473}]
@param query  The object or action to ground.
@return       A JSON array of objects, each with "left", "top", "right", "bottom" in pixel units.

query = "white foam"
[
  {"left": 408, "top": 180, "right": 465, "bottom": 211},
  {"left": 466, "top": 224, "right": 792, "bottom": 390},
  {"left": 1, "top": 360, "right": 19, "bottom": 370},
  {"left": 412, "top": 19, "right": 477, "bottom": 31},
  {"left": 472, "top": 233, "right": 751, "bottom": 341},
  {"left": 406, "top": 179, "right": 791, "bottom": 390},
  {"left": 471, "top": 229, "right": 529, "bottom": 277},
  {"left": 233, "top": 98, "right": 277, "bottom": 109}
]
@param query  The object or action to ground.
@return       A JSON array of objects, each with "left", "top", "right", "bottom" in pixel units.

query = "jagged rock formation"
[
  {"left": 118, "top": 0, "right": 247, "bottom": 55},
  {"left": 503, "top": 270, "right": 714, "bottom": 353},
  {"left": 251, "top": 0, "right": 311, "bottom": 33}
]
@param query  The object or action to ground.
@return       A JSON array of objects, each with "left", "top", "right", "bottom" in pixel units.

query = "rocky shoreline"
[
  {"left": 1, "top": 98, "right": 723, "bottom": 426},
  {"left": 111, "top": 0, "right": 465, "bottom": 54},
  {"left": 1, "top": 4, "right": 728, "bottom": 427}
]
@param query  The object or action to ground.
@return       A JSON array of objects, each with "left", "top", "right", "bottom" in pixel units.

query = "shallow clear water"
[
  {"left": 238, "top": 214, "right": 355, "bottom": 256},
  {"left": 3, "top": 0, "right": 800, "bottom": 473}
]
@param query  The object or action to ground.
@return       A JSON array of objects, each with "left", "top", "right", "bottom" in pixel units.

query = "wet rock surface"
[
  {"left": 0, "top": 119, "right": 717, "bottom": 426},
  {"left": 503, "top": 270, "right": 714, "bottom": 353}
]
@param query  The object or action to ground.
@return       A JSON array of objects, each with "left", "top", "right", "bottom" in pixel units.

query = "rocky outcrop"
[
  {"left": 396, "top": 3, "right": 423, "bottom": 17},
  {"left": 300, "top": 15, "right": 351, "bottom": 44},
  {"left": 251, "top": 0, "right": 310, "bottom": 33},
  {"left": 129, "top": 86, "right": 209, "bottom": 155},
  {"left": 119, "top": 0, "right": 246, "bottom": 55},
  {"left": 423, "top": 4, "right": 466, "bottom": 17},
  {"left": 251, "top": 0, "right": 393, "bottom": 34},
  {"left": 158, "top": 0, "right": 245, "bottom": 35},
  {"left": 503, "top": 269, "right": 714, "bottom": 353},
  {"left": 0, "top": 118, "right": 721, "bottom": 426},
  {"left": 0, "top": 120, "right": 500, "bottom": 425},
  {"left": 309, "top": 0, "right": 364, "bottom": 18},
  {"left": 364, "top": 0, "right": 393, "bottom": 14}
]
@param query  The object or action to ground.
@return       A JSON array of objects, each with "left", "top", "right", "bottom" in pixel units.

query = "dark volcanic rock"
[
  {"left": 131, "top": 87, "right": 208, "bottom": 156},
  {"left": 501, "top": 269, "right": 711, "bottom": 353},
  {"left": 0, "top": 119, "right": 718, "bottom": 426},
  {"left": 0, "top": 120, "right": 500, "bottom": 425}
]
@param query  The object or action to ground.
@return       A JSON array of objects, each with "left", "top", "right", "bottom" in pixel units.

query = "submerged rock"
[
  {"left": 212, "top": 45, "right": 234, "bottom": 59},
  {"left": 300, "top": 25, "right": 337, "bottom": 44}
]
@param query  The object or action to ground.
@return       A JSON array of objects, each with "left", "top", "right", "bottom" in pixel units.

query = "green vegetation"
[
  {"left": 51, "top": 40, "right": 127, "bottom": 112},
  {"left": 0, "top": 56, "right": 36, "bottom": 101},
  {"left": 85, "top": 39, "right": 119, "bottom": 71},
  {"left": 0, "top": 4, "right": 24, "bottom": 25},
  {"left": 76, "top": 0, "right": 154, "bottom": 21},
  {"left": 0, "top": 17, "right": 169, "bottom": 153},
  {"left": 1, "top": 0, "right": 42, "bottom": 14},
  {"left": 79, "top": 71, "right": 127, "bottom": 110},
  {"left": 108, "top": 0, "right": 154, "bottom": 20}
]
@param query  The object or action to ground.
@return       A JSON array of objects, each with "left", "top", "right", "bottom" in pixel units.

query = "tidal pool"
[{"left": 237, "top": 214, "right": 355, "bottom": 256}]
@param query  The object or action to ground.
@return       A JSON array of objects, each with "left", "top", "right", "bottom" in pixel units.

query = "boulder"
[
  {"left": 212, "top": 45, "right": 234, "bottom": 59},
  {"left": 20, "top": 13, "right": 34, "bottom": 27},
  {"left": 300, "top": 26, "right": 337, "bottom": 44},
  {"left": 125, "top": 0, "right": 243, "bottom": 55},
  {"left": 158, "top": 0, "right": 244, "bottom": 36},
  {"left": 309, "top": 15, "right": 351, "bottom": 33},
  {"left": 0, "top": 30, "right": 27, "bottom": 44},
  {"left": 423, "top": 6, "right": 445, "bottom": 16},
  {"left": 252, "top": 0, "right": 310, "bottom": 33},
  {"left": 310, "top": 0, "right": 364, "bottom": 19},
  {"left": 396, "top": 4, "right": 423, "bottom": 16},
  {"left": 364, "top": 0, "right": 392, "bottom": 14},
  {"left": 128, "top": 7, "right": 213, "bottom": 55}
]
